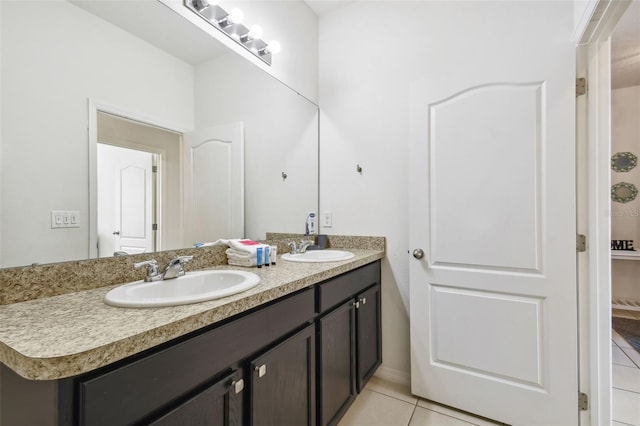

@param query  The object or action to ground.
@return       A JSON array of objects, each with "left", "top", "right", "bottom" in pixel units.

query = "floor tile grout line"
[{"left": 366, "top": 387, "right": 419, "bottom": 407}]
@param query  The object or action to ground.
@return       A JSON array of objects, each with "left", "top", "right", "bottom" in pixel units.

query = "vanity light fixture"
[{"left": 185, "top": 0, "right": 280, "bottom": 65}]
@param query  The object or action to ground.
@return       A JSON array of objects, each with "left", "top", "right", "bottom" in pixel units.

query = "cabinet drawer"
[
  {"left": 318, "top": 261, "right": 380, "bottom": 313},
  {"left": 79, "top": 287, "right": 315, "bottom": 426}
]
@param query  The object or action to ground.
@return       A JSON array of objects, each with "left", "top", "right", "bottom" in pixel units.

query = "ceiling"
[
  {"left": 304, "top": 0, "right": 352, "bottom": 16},
  {"left": 612, "top": 0, "right": 640, "bottom": 89}
]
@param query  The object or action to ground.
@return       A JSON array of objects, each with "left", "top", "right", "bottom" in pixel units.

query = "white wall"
[
  {"left": 319, "top": 0, "right": 574, "bottom": 382},
  {"left": 611, "top": 85, "right": 640, "bottom": 305},
  {"left": 0, "top": 0, "right": 194, "bottom": 267}
]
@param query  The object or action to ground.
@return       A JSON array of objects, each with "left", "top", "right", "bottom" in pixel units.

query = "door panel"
[
  {"left": 430, "top": 84, "right": 543, "bottom": 273},
  {"left": 250, "top": 324, "right": 316, "bottom": 426},
  {"left": 184, "top": 123, "right": 244, "bottom": 245},
  {"left": 408, "top": 3, "right": 577, "bottom": 424},
  {"left": 97, "top": 143, "right": 154, "bottom": 256},
  {"left": 430, "top": 285, "right": 543, "bottom": 386},
  {"left": 356, "top": 285, "right": 381, "bottom": 392},
  {"left": 319, "top": 301, "right": 356, "bottom": 426}
]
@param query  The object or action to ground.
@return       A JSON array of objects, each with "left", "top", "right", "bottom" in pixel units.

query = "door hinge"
[
  {"left": 152, "top": 223, "right": 158, "bottom": 231},
  {"left": 576, "top": 78, "right": 587, "bottom": 96},
  {"left": 577, "top": 234, "right": 586, "bottom": 252},
  {"left": 579, "top": 392, "right": 589, "bottom": 411}
]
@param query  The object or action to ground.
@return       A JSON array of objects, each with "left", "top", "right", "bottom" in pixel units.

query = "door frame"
[
  {"left": 575, "top": 1, "right": 631, "bottom": 425},
  {"left": 87, "top": 99, "right": 187, "bottom": 258}
]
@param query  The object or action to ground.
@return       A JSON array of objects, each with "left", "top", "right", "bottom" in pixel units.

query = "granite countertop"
[{"left": 0, "top": 249, "right": 383, "bottom": 381}]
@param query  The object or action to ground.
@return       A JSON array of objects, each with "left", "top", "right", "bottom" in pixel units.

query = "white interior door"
[
  {"left": 98, "top": 144, "right": 154, "bottom": 256},
  {"left": 184, "top": 122, "right": 244, "bottom": 245},
  {"left": 408, "top": 5, "right": 577, "bottom": 425}
]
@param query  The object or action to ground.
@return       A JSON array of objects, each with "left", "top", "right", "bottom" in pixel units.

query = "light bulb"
[
  {"left": 266, "top": 40, "right": 281, "bottom": 54},
  {"left": 228, "top": 8, "right": 244, "bottom": 24},
  {"left": 248, "top": 25, "right": 263, "bottom": 39}
]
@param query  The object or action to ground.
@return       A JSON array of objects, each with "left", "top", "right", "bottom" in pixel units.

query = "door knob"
[{"left": 412, "top": 248, "right": 424, "bottom": 259}]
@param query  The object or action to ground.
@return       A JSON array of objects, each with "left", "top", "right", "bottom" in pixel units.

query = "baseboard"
[{"left": 373, "top": 365, "right": 411, "bottom": 387}]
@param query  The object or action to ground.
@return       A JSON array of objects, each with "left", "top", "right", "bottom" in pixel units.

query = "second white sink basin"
[
  {"left": 104, "top": 270, "right": 260, "bottom": 308},
  {"left": 282, "top": 250, "right": 355, "bottom": 263}
]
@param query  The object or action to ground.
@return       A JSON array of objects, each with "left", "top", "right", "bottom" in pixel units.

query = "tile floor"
[
  {"left": 612, "top": 309, "right": 640, "bottom": 426},
  {"left": 339, "top": 309, "right": 640, "bottom": 426}
]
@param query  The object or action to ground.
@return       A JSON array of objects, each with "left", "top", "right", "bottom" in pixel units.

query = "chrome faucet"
[
  {"left": 134, "top": 256, "right": 193, "bottom": 282},
  {"left": 288, "top": 240, "right": 314, "bottom": 254}
]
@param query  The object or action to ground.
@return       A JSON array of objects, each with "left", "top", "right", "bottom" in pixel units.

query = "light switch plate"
[{"left": 51, "top": 211, "right": 80, "bottom": 229}]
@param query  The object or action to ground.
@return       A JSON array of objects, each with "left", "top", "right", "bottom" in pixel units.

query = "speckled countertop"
[{"left": 0, "top": 248, "right": 383, "bottom": 381}]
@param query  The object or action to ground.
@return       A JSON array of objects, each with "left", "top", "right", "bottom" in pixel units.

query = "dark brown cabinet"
[
  {"left": 355, "top": 284, "right": 382, "bottom": 393},
  {"left": 150, "top": 369, "right": 244, "bottom": 426},
  {"left": 0, "top": 261, "right": 381, "bottom": 426},
  {"left": 318, "top": 300, "right": 357, "bottom": 426},
  {"left": 318, "top": 262, "right": 382, "bottom": 426},
  {"left": 250, "top": 324, "right": 316, "bottom": 426}
]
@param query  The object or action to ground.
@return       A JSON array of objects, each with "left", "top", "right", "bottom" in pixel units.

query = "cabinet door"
[
  {"left": 355, "top": 284, "right": 382, "bottom": 392},
  {"left": 149, "top": 369, "right": 243, "bottom": 426},
  {"left": 318, "top": 300, "right": 356, "bottom": 426},
  {"left": 250, "top": 324, "right": 316, "bottom": 426}
]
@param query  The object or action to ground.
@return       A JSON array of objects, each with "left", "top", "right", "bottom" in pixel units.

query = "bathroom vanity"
[{"left": 0, "top": 247, "right": 382, "bottom": 426}]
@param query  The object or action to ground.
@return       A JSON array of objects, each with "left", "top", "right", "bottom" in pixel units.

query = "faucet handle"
[
  {"left": 171, "top": 255, "right": 193, "bottom": 265},
  {"left": 134, "top": 259, "right": 160, "bottom": 281}
]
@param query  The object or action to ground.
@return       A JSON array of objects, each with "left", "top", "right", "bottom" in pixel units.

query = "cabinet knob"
[
  {"left": 360, "top": 297, "right": 367, "bottom": 305},
  {"left": 255, "top": 364, "right": 267, "bottom": 377},
  {"left": 353, "top": 301, "right": 360, "bottom": 309},
  {"left": 231, "top": 379, "right": 244, "bottom": 394}
]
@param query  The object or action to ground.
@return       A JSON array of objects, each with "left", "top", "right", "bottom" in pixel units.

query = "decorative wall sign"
[
  {"left": 611, "top": 152, "right": 637, "bottom": 172},
  {"left": 611, "top": 182, "right": 638, "bottom": 203},
  {"left": 611, "top": 240, "right": 635, "bottom": 251}
]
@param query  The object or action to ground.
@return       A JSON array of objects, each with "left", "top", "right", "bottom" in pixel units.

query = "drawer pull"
[
  {"left": 231, "top": 379, "right": 244, "bottom": 394},
  {"left": 255, "top": 364, "right": 267, "bottom": 377}
]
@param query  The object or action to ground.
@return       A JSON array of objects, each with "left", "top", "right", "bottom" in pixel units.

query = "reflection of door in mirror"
[
  {"left": 95, "top": 112, "right": 183, "bottom": 256},
  {"left": 97, "top": 144, "right": 156, "bottom": 257},
  {"left": 184, "top": 123, "right": 245, "bottom": 246}
]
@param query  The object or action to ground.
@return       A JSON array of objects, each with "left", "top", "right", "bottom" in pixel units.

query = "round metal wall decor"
[
  {"left": 611, "top": 182, "right": 638, "bottom": 204},
  {"left": 611, "top": 152, "right": 637, "bottom": 172}
]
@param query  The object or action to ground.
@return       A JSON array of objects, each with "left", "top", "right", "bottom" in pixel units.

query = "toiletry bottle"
[
  {"left": 264, "top": 246, "right": 270, "bottom": 267},
  {"left": 306, "top": 212, "right": 317, "bottom": 235},
  {"left": 256, "top": 247, "right": 263, "bottom": 268}
]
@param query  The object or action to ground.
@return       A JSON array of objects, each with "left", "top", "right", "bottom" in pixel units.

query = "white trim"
[
  {"left": 87, "top": 99, "right": 187, "bottom": 258},
  {"left": 578, "top": 1, "right": 631, "bottom": 424}
]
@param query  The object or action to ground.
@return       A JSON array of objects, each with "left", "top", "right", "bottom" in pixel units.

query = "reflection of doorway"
[
  {"left": 97, "top": 144, "right": 157, "bottom": 257},
  {"left": 89, "top": 106, "right": 184, "bottom": 258}
]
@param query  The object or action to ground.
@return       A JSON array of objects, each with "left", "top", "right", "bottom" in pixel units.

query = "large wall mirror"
[{"left": 0, "top": 0, "right": 319, "bottom": 268}]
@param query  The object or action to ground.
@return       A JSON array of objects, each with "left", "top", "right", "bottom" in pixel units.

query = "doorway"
[
  {"left": 608, "top": 1, "right": 640, "bottom": 424},
  {"left": 576, "top": 0, "right": 639, "bottom": 423},
  {"left": 88, "top": 104, "right": 184, "bottom": 258}
]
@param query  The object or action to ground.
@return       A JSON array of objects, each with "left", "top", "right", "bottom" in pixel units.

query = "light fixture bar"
[{"left": 184, "top": 0, "right": 277, "bottom": 66}]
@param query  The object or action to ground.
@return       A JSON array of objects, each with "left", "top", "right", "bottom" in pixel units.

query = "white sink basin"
[
  {"left": 104, "top": 270, "right": 260, "bottom": 308},
  {"left": 281, "top": 250, "right": 355, "bottom": 263}
]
